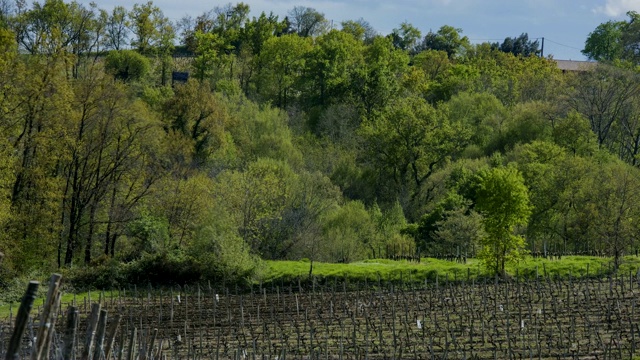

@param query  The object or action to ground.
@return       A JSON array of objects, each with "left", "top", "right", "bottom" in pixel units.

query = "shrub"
[
  {"left": 66, "top": 251, "right": 253, "bottom": 290},
  {"left": 104, "top": 50, "right": 150, "bottom": 82}
]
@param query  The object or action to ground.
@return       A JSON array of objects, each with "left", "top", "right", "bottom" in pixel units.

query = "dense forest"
[{"left": 0, "top": 0, "right": 639, "bottom": 285}]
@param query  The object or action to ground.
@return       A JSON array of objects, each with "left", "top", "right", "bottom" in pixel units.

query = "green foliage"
[
  {"left": 369, "top": 201, "right": 414, "bottom": 257},
  {"left": 389, "top": 22, "right": 421, "bottom": 52},
  {"left": 226, "top": 94, "right": 302, "bottom": 166},
  {"left": 128, "top": 1, "right": 173, "bottom": 55},
  {"left": 582, "top": 12, "right": 640, "bottom": 65},
  {"left": 215, "top": 158, "right": 299, "bottom": 258},
  {"left": 163, "top": 80, "right": 234, "bottom": 166},
  {"left": 568, "top": 64, "right": 640, "bottom": 163},
  {"left": 304, "top": 30, "right": 364, "bottom": 111},
  {"left": 104, "top": 50, "right": 151, "bottom": 82},
  {"left": 240, "top": 12, "right": 285, "bottom": 55},
  {"left": 434, "top": 206, "right": 484, "bottom": 255},
  {"left": 420, "top": 25, "right": 470, "bottom": 58},
  {"left": 192, "top": 31, "right": 233, "bottom": 82},
  {"left": 552, "top": 110, "right": 597, "bottom": 156},
  {"left": 258, "top": 34, "right": 312, "bottom": 108},
  {"left": 475, "top": 166, "right": 532, "bottom": 276},
  {"left": 126, "top": 211, "right": 170, "bottom": 257},
  {"left": 496, "top": 33, "right": 540, "bottom": 57},
  {"left": 68, "top": 251, "right": 251, "bottom": 289},
  {"left": 340, "top": 19, "right": 376, "bottom": 44},
  {"left": 445, "top": 91, "right": 506, "bottom": 152},
  {"left": 583, "top": 20, "right": 625, "bottom": 61},
  {"left": 320, "top": 201, "right": 373, "bottom": 262},
  {"left": 359, "top": 95, "right": 471, "bottom": 210},
  {"left": 6, "top": 0, "right": 640, "bottom": 289},
  {"left": 352, "top": 36, "right": 408, "bottom": 118},
  {"left": 491, "top": 101, "right": 554, "bottom": 152}
]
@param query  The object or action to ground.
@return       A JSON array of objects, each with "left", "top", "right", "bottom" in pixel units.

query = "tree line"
[{"left": 0, "top": 0, "right": 638, "bottom": 282}]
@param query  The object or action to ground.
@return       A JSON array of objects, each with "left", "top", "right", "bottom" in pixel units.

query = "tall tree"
[
  {"left": 12, "top": 0, "right": 96, "bottom": 57},
  {"left": 105, "top": 6, "right": 128, "bottom": 50},
  {"left": 162, "top": 80, "right": 233, "bottom": 167},
  {"left": 568, "top": 64, "right": 640, "bottom": 150},
  {"left": 340, "top": 18, "right": 377, "bottom": 44},
  {"left": 582, "top": 20, "right": 625, "bottom": 61},
  {"left": 304, "top": 30, "right": 363, "bottom": 110},
  {"left": 360, "top": 96, "right": 471, "bottom": 213},
  {"left": 351, "top": 36, "right": 408, "bottom": 119},
  {"left": 388, "top": 21, "right": 420, "bottom": 52},
  {"left": 419, "top": 25, "right": 470, "bottom": 58},
  {"left": 61, "top": 72, "right": 160, "bottom": 265},
  {"left": 475, "top": 166, "right": 531, "bottom": 276},
  {"left": 215, "top": 158, "right": 299, "bottom": 259},
  {"left": 497, "top": 33, "right": 540, "bottom": 57},
  {"left": 287, "top": 6, "right": 329, "bottom": 38},
  {"left": 622, "top": 11, "right": 640, "bottom": 64},
  {"left": 6, "top": 44, "right": 72, "bottom": 271},
  {"left": 584, "top": 161, "right": 640, "bottom": 269},
  {"left": 258, "top": 34, "right": 312, "bottom": 108},
  {"left": 128, "top": 1, "right": 172, "bottom": 55}
]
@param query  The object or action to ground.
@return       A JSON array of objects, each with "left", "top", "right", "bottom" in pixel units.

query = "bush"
[
  {"left": 126, "top": 252, "right": 201, "bottom": 286},
  {"left": 104, "top": 50, "right": 150, "bottom": 82},
  {"left": 0, "top": 268, "right": 51, "bottom": 304},
  {"left": 65, "top": 258, "right": 128, "bottom": 290},
  {"left": 66, "top": 251, "right": 252, "bottom": 290}
]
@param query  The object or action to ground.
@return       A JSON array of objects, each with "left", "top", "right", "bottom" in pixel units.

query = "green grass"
[
  {"left": 262, "top": 258, "right": 484, "bottom": 285},
  {"left": 262, "top": 255, "right": 640, "bottom": 286},
  {"left": 0, "top": 290, "right": 116, "bottom": 319}
]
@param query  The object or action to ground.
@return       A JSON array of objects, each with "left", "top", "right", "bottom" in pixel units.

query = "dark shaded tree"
[
  {"left": 287, "top": 6, "right": 328, "bottom": 38},
  {"left": 496, "top": 33, "right": 540, "bottom": 57}
]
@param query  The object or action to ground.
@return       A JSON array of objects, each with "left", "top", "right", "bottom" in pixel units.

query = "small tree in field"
[{"left": 475, "top": 166, "right": 531, "bottom": 276}]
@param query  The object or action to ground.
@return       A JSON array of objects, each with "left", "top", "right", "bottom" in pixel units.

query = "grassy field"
[
  {"left": 0, "top": 289, "right": 115, "bottom": 318},
  {"left": 262, "top": 255, "right": 640, "bottom": 285}
]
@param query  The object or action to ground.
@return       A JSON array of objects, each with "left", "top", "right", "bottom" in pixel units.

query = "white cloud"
[{"left": 594, "top": 0, "right": 640, "bottom": 17}]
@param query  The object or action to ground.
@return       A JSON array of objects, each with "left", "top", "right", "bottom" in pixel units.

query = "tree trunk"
[{"left": 84, "top": 201, "right": 98, "bottom": 264}]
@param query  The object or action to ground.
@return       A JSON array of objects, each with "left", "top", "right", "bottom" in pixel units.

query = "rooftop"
[{"left": 554, "top": 59, "right": 597, "bottom": 72}]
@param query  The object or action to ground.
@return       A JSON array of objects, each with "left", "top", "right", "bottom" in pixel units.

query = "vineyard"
[{"left": 2, "top": 271, "right": 640, "bottom": 359}]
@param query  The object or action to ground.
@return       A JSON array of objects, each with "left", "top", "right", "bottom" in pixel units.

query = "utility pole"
[{"left": 541, "top": 37, "right": 545, "bottom": 58}]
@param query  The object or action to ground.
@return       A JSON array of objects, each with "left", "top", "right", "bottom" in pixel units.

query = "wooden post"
[
  {"left": 32, "top": 273, "right": 62, "bottom": 360},
  {"left": 82, "top": 303, "right": 101, "bottom": 360},
  {"left": 104, "top": 314, "right": 122, "bottom": 360},
  {"left": 92, "top": 310, "right": 108, "bottom": 360},
  {"left": 62, "top": 306, "right": 79, "bottom": 360},
  {"left": 146, "top": 328, "right": 158, "bottom": 360},
  {"left": 126, "top": 327, "right": 137, "bottom": 360},
  {"left": 6, "top": 281, "right": 39, "bottom": 360},
  {"left": 43, "top": 291, "right": 62, "bottom": 360}
]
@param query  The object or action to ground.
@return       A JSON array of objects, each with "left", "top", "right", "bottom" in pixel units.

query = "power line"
[
  {"left": 468, "top": 38, "right": 508, "bottom": 42},
  {"left": 541, "top": 38, "right": 583, "bottom": 51}
]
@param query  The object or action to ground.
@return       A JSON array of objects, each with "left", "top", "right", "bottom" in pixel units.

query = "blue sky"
[{"left": 87, "top": 0, "right": 640, "bottom": 60}]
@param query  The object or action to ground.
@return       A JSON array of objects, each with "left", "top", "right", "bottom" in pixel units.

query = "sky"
[{"left": 83, "top": 0, "right": 640, "bottom": 60}]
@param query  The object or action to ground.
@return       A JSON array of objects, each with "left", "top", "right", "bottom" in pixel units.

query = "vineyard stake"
[
  {"left": 61, "top": 306, "right": 78, "bottom": 360},
  {"left": 6, "top": 281, "right": 39, "bottom": 360},
  {"left": 103, "top": 314, "right": 121, "bottom": 360},
  {"left": 32, "top": 273, "right": 62, "bottom": 360},
  {"left": 91, "top": 310, "right": 107, "bottom": 360},
  {"left": 81, "top": 303, "right": 101, "bottom": 360},
  {"left": 126, "top": 327, "right": 136, "bottom": 360}
]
